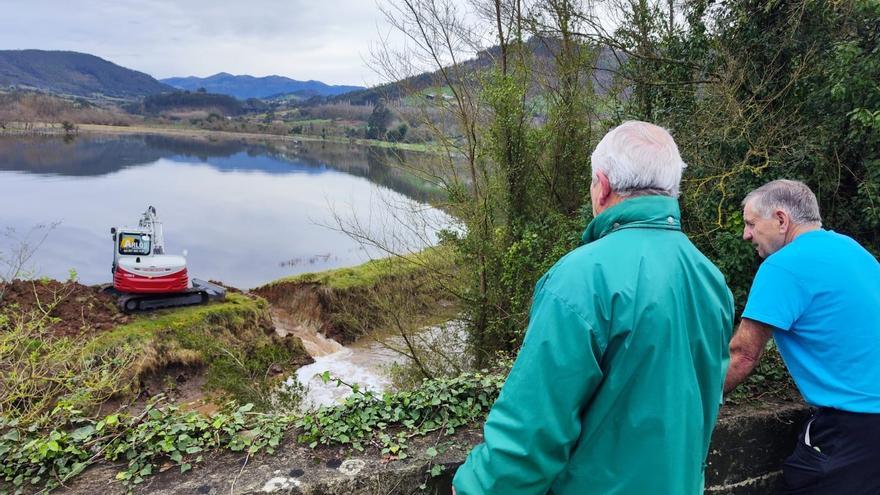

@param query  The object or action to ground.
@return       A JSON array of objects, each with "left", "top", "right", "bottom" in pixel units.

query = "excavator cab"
[{"left": 117, "top": 231, "right": 152, "bottom": 256}]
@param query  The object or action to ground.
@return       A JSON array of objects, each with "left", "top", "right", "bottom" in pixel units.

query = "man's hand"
[
  {"left": 452, "top": 488, "right": 456, "bottom": 495},
  {"left": 724, "top": 318, "right": 774, "bottom": 394}
]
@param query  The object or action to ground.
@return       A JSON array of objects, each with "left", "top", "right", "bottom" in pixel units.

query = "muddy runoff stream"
[{"left": 271, "top": 308, "right": 465, "bottom": 409}]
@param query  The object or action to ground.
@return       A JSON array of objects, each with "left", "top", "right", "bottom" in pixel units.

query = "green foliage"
[
  {"left": 498, "top": 215, "right": 582, "bottom": 331},
  {"left": 386, "top": 123, "right": 408, "bottom": 142},
  {"left": 609, "top": 0, "right": 880, "bottom": 312},
  {"left": 296, "top": 370, "right": 505, "bottom": 456},
  {"left": 366, "top": 100, "right": 393, "bottom": 140},
  {"left": 484, "top": 70, "right": 534, "bottom": 226},
  {"left": 457, "top": 19, "right": 604, "bottom": 363},
  {"left": 0, "top": 307, "right": 137, "bottom": 427},
  {"left": 202, "top": 339, "right": 305, "bottom": 409},
  {"left": 0, "top": 369, "right": 507, "bottom": 492},
  {"left": 0, "top": 292, "right": 305, "bottom": 427},
  {"left": 0, "top": 401, "right": 292, "bottom": 493}
]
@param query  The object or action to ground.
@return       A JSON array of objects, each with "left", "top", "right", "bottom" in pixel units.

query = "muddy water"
[
  {"left": 285, "top": 319, "right": 467, "bottom": 410},
  {"left": 271, "top": 308, "right": 401, "bottom": 408},
  {"left": 271, "top": 308, "right": 343, "bottom": 356},
  {"left": 294, "top": 338, "right": 401, "bottom": 410}
]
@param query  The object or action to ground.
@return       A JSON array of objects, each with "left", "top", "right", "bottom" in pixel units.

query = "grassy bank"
[
  {"left": 254, "top": 247, "right": 461, "bottom": 345},
  {"left": 86, "top": 293, "right": 311, "bottom": 408},
  {"left": 0, "top": 290, "right": 310, "bottom": 427}
]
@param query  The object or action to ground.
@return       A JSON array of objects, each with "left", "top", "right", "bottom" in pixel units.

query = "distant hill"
[
  {"left": 161, "top": 73, "right": 363, "bottom": 100},
  {"left": 330, "top": 37, "right": 621, "bottom": 106},
  {"left": 0, "top": 50, "right": 172, "bottom": 98}
]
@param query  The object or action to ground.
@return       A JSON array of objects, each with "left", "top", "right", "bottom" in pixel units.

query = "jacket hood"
[{"left": 581, "top": 195, "right": 682, "bottom": 244}]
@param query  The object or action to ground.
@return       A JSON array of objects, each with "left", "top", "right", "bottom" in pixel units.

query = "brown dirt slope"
[{"left": 0, "top": 279, "right": 129, "bottom": 336}]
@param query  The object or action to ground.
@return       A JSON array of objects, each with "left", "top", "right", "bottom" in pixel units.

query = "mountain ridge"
[{"left": 161, "top": 72, "right": 364, "bottom": 100}]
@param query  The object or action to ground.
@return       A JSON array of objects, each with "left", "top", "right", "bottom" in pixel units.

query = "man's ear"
[
  {"left": 774, "top": 209, "right": 789, "bottom": 232},
  {"left": 596, "top": 171, "right": 613, "bottom": 206}
]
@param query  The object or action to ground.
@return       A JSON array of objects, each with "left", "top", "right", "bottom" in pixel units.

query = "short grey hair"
[
  {"left": 590, "top": 121, "right": 687, "bottom": 197},
  {"left": 742, "top": 179, "right": 822, "bottom": 225}
]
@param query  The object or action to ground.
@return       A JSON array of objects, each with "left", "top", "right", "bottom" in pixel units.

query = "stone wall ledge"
[{"left": 59, "top": 402, "right": 808, "bottom": 495}]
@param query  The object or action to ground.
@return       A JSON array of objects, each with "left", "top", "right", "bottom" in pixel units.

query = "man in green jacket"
[{"left": 452, "top": 121, "right": 734, "bottom": 494}]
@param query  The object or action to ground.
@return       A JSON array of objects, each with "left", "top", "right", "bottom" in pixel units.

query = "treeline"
[
  {"left": 133, "top": 91, "right": 270, "bottom": 116},
  {"left": 378, "top": 0, "right": 880, "bottom": 365},
  {"left": 0, "top": 91, "right": 133, "bottom": 127}
]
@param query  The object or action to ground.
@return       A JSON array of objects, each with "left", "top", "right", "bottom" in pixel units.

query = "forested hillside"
[{"left": 0, "top": 50, "right": 171, "bottom": 98}]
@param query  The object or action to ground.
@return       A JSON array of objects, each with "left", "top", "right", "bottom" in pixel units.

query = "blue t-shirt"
[{"left": 743, "top": 229, "right": 880, "bottom": 413}]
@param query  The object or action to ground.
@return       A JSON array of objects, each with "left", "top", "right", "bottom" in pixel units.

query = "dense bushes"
[{"left": 390, "top": 0, "right": 879, "bottom": 362}]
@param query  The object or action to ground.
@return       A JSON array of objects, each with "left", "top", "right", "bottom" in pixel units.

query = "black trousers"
[{"left": 781, "top": 407, "right": 880, "bottom": 494}]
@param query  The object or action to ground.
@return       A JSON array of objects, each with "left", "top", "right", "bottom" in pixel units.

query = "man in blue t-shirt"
[{"left": 724, "top": 179, "right": 880, "bottom": 494}]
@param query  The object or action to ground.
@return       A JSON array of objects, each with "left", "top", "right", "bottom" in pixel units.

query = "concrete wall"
[
  {"left": 61, "top": 403, "right": 808, "bottom": 494},
  {"left": 706, "top": 403, "right": 809, "bottom": 494}
]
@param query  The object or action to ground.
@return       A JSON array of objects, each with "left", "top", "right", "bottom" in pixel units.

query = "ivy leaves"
[
  {"left": 0, "top": 401, "right": 291, "bottom": 493},
  {"left": 1, "top": 371, "right": 505, "bottom": 493},
  {"left": 296, "top": 371, "right": 504, "bottom": 457}
]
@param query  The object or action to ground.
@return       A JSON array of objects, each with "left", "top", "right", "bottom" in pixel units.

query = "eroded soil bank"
[
  {"left": 0, "top": 279, "right": 131, "bottom": 336},
  {"left": 0, "top": 280, "right": 312, "bottom": 421}
]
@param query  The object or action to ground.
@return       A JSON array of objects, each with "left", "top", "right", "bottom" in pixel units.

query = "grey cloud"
[{"left": 0, "top": 0, "right": 393, "bottom": 85}]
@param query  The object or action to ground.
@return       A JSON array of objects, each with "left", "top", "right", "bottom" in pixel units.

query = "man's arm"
[
  {"left": 452, "top": 288, "right": 604, "bottom": 494},
  {"left": 723, "top": 318, "right": 774, "bottom": 394}
]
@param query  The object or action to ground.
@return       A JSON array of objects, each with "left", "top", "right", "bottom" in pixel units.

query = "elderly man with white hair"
[
  {"left": 725, "top": 179, "right": 880, "bottom": 494},
  {"left": 452, "top": 121, "right": 734, "bottom": 494}
]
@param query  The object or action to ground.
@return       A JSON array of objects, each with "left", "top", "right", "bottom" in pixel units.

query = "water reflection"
[
  {"left": 0, "top": 134, "right": 451, "bottom": 288},
  {"left": 0, "top": 135, "right": 446, "bottom": 202}
]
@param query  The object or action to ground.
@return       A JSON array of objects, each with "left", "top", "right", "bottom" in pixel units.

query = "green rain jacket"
[{"left": 453, "top": 196, "right": 734, "bottom": 495}]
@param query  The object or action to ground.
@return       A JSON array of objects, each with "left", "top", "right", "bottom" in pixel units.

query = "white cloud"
[{"left": 0, "top": 0, "right": 417, "bottom": 86}]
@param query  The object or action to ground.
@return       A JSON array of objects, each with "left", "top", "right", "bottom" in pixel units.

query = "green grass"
[
  {"left": 265, "top": 247, "right": 451, "bottom": 290},
  {"left": 271, "top": 257, "right": 418, "bottom": 290},
  {"left": 286, "top": 118, "right": 333, "bottom": 125},
  {"left": 85, "top": 292, "right": 263, "bottom": 355},
  {"left": 90, "top": 293, "right": 307, "bottom": 408},
  {"left": 287, "top": 131, "right": 442, "bottom": 153},
  {"left": 1, "top": 292, "right": 309, "bottom": 425}
]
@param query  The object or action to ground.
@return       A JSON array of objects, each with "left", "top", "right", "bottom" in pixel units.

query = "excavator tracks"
[{"left": 104, "top": 279, "right": 226, "bottom": 313}]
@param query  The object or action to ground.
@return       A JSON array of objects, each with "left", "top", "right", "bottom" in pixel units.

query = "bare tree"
[{"left": 0, "top": 222, "right": 60, "bottom": 302}]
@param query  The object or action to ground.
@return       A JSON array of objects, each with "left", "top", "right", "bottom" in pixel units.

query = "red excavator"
[{"left": 106, "top": 206, "right": 225, "bottom": 312}]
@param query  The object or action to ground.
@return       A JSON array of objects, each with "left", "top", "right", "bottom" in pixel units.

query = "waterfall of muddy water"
[
  {"left": 285, "top": 320, "right": 468, "bottom": 410},
  {"left": 293, "top": 338, "right": 400, "bottom": 410},
  {"left": 271, "top": 309, "right": 343, "bottom": 356}
]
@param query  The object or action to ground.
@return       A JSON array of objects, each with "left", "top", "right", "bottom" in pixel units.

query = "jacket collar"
[{"left": 581, "top": 195, "right": 682, "bottom": 244}]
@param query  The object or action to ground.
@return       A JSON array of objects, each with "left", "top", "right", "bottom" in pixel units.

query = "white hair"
[
  {"left": 743, "top": 179, "right": 822, "bottom": 225},
  {"left": 590, "top": 121, "right": 687, "bottom": 197}
]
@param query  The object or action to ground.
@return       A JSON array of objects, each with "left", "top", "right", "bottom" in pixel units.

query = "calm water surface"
[{"left": 0, "top": 134, "right": 450, "bottom": 288}]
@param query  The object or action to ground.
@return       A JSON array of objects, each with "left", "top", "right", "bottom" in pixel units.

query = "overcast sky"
[{"left": 0, "top": 0, "right": 434, "bottom": 87}]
